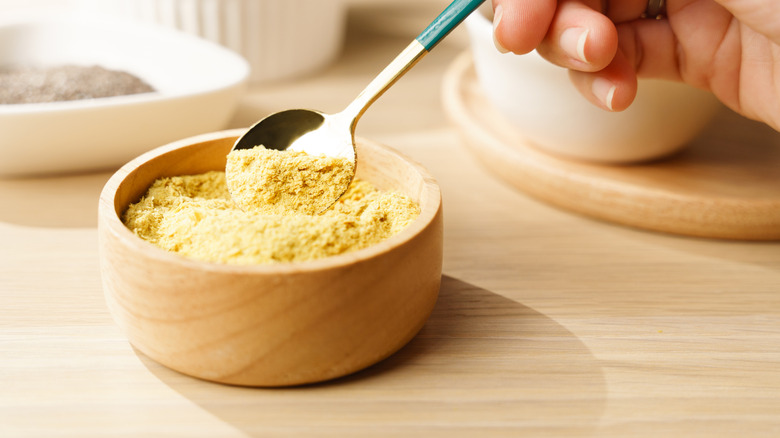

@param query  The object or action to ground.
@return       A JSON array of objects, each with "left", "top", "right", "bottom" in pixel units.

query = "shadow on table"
[
  {"left": 0, "top": 171, "right": 112, "bottom": 228},
  {"left": 137, "top": 275, "right": 608, "bottom": 436}
]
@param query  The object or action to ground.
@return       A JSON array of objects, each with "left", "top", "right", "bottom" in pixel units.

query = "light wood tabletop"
[{"left": 2, "top": 2, "right": 780, "bottom": 437}]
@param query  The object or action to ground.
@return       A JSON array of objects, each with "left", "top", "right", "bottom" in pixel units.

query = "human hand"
[{"left": 491, "top": 0, "right": 780, "bottom": 132}]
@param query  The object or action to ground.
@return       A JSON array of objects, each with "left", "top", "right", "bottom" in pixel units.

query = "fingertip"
[
  {"left": 559, "top": 27, "right": 590, "bottom": 65},
  {"left": 569, "top": 63, "right": 638, "bottom": 112},
  {"left": 590, "top": 76, "right": 619, "bottom": 111},
  {"left": 492, "top": 4, "right": 510, "bottom": 53},
  {"left": 492, "top": 0, "right": 557, "bottom": 54},
  {"left": 537, "top": 4, "right": 618, "bottom": 72}
]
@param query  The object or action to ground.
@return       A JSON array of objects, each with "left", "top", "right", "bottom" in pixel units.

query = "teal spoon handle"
[
  {"left": 417, "top": 0, "right": 487, "bottom": 51},
  {"left": 342, "top": 0, "right": 486, "bottom": 124}
]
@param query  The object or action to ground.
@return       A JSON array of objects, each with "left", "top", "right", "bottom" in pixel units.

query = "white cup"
[{"left": 464, "top": 7, "right": 722, "bottom": 163}]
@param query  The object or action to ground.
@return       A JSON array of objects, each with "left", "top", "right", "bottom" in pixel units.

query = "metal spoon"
[{"left": 231, "top": 0, "right": 486, "bottom": 208}]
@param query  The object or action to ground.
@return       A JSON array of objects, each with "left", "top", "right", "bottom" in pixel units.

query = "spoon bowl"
[
  {"left": 234, "top": 108, "right": 356, "bottom": 160},
  {"left": 231, "top": 0, "right": 486, "bottom": 209}
]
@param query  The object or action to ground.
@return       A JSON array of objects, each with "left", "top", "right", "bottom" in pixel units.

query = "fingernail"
[
  {"left": 492, "top": 5, "right": 509, "bottom": 54},
  {"left": 592, "top": 77, "right": 617, "bottom": 111},
  {"left": 560, "top": 27, "right": 589, "bottom": 64}
]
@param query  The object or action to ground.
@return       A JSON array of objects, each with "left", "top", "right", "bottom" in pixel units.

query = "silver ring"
[{"left": 643, "top": 0, "right": 666, "bottom": 19}]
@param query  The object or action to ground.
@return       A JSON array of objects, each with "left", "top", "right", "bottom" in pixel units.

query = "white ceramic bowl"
[
  {"left": 0, "top": 15, "right": 249, "bottom": 176},
  {"left": 81, "top": 0, "right": 347, "bottom": 83},
  {"left": 464, "top": 8, "right": 722, "bottom": 163}
]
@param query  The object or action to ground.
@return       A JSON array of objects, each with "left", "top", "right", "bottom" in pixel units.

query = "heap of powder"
[
  {"left": 0, "top": 65, "right": 155, "bottom": 104},
  {"left": 122, "top": 171, "right": 420, "bottom": 265},
  {"left": 225, "top": 146, "right": 355, "bottom": 215}
]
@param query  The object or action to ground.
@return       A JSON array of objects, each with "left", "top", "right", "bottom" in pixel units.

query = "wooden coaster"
[{"left": 443, "top": 52, "right": 780, "bottom": 240}]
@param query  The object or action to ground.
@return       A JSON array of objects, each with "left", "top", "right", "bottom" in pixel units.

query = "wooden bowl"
[{"left": 98, "top": 129, "right": 443, "bottom": 387}]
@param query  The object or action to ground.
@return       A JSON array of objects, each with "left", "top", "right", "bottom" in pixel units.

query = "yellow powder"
[
  {"left": 123, "top": 162, "right": 420, "bottom": 265},
  {"left": 225, "top": 146, "right": 354, "bottom": 215}
]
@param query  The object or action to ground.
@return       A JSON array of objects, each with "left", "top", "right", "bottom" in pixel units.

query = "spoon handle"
[
  {"left": 417, "top": 0, "right": 487, "bottom": 51},
  {"left": 341, "top": 0, "right": 486, "bottom": 128}
]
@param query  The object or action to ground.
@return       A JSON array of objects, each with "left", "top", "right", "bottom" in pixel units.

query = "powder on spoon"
[{"left": 225, "top": 146, "right": 355, "bottom": 215}]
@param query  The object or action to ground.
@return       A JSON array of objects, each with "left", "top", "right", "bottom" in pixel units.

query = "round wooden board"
[{"left": 442, "top": 51, "right": 780, "bottom": 240}]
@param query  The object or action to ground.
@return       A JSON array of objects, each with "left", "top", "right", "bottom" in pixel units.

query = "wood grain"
[{"left": 443, "top": 52, "right": 780, "bottom": 240}]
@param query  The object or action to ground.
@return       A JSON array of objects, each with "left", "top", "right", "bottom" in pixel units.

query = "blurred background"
[{"left": 0, "top": 0, "right": 473, "bottom": 177}]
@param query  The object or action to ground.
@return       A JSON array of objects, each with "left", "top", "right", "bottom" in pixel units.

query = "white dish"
[{"left": 0, "top": 15, "right": 249, "bottom": 176}]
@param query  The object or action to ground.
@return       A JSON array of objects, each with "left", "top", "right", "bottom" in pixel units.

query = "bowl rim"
[{"left": 99, "top": 129, "right": 442, "bottom": 274}]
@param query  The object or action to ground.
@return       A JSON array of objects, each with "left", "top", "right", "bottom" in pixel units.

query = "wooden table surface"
[{"left": 2, "top": 2, "right": 780, "bottom": 437}]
